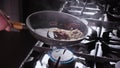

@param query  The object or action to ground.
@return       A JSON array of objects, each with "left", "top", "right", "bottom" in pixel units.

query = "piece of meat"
[{"left": 52, "top": 28, "right": 83, "bottom": 40}]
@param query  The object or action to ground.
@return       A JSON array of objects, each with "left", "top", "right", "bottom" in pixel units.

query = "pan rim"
[{"left": 26, "top": 10, "right": 89, "bottom": 42}]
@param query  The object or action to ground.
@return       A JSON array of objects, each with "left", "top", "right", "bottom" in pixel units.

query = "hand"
[{"left": 0, "top": 10, "right": 11, "bottom": 31}]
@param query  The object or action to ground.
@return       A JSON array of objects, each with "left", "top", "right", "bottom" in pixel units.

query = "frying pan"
[{"left": 25, "top": 11, "right": 89, "bottom": 46}]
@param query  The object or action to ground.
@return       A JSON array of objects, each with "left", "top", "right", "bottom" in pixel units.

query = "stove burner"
[
  {"left": 29, "top": 48, "right": 87, "bottom": 68},
  {"left": 48, "top": 49, "right": 75, "bottom": 68},
  {"left": 107, "top": 6, "right": 120, "bottom": 20},
  {"left": 49, "top": 49, "right": 74, "bottom": 64}
]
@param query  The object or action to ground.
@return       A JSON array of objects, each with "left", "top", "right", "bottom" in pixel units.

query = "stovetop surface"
[{"left": 20, "top": 0, "right": 120, "bottom": 68}]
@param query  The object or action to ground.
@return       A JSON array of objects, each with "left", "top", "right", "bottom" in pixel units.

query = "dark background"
[
  {"left": 22, "top": 0, "right": 65, "bottom": 22},
  {"left": 0, "top": 0, "right": 64, "bottom": 68}
]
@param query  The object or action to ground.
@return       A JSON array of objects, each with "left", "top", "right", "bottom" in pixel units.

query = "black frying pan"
[{"left": 26, "top": 11, "right": 89, "bottom": 46}]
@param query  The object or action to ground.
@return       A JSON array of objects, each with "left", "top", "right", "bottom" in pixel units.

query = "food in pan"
[{"left": 48, "top": 28, "right": 83, "bottom": 41}]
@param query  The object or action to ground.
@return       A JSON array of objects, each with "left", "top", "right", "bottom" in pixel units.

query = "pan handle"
[
  {"left": 9, "top": 20, "right": 27, "bottom": 30},
  {"left": 0, "top": 10, "right": 26, "bottom": 31}
]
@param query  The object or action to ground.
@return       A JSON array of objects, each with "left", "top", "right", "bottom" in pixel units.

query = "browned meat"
[{"left": 52, "top": 28, "right": 83, "bottom": 40}]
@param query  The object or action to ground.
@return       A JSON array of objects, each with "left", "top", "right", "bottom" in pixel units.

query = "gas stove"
[{"left": 20, "top": 0, "right": 120, "bottom": 68}]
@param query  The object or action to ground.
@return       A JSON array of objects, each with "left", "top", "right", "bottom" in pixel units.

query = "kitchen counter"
[{"left": 0, "top": 29, "right": 37, "bottom": 68}]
